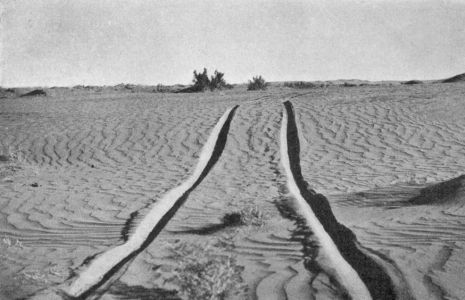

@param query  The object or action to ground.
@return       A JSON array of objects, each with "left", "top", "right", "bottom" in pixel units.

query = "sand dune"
[
  {"left": 1, "top": 83, "right": 465, "bottom": 299},
  {"left": 442, "top": 72, "right": 465, "bottom": 83}
]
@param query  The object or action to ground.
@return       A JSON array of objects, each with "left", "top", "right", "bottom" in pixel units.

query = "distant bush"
[
  {"left": 192, "top": 68, "right": 211, "bottom": 92},
  {"left": 284, "top": 81, "right": 317, "bottom": 89},
  {"left": 208, "top": 70, "right": 225, "bottom": 90},
  {"left": 0, "top": 88, "right": 15, "bottom": 99},
  {"left": 247, "top": 76, "right": 268, "bottom": 91},
  {"left": 343, "top": 82, "right": 357, "bottom": 87},
  {"left": 155, "top": 84, "right": 170, "bottom": 93},
  {"left": 190, "top": 68, "right": 231, "bottom": 92}
]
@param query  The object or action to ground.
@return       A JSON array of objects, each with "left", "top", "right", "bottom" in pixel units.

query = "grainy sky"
[{"left": 1, "top": 0, "right": 465, "bottom": 87}]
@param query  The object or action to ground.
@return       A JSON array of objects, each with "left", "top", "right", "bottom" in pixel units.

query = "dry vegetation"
[
  {"left": 162, "top": 239, "right": 247, "bottom": 300},
  {"left": 247, "top": 76, "right": 268, "bottom": 90}
]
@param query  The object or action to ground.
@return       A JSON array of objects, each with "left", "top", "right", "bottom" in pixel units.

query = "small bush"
[
  {"left": 0, "top": 147, "right": 24, "bottom": 181},
  {"left": 1, "top": 237, "right": 68, "bottom": 298},
  {"left": 247, "top": 76, "right": 268, "bottom": 91},
  {"left": 192, "top": 68, "right": 211, "bottom": 92},
  {"left": 166, "top": 240, "right": 247, "bottom": 300},
  {"left": 0, "top": 88, "right": 16, "bottom": 99},
  {"left": 223, "top": 206, "right": 267, "bottom": 227},
  {"left": 155, "top": 84, "right": 170, "bottom": 93},
  {"left": 284, "top": 81, "right": 317, "bottom": 89},
  {"left": 209, "top": 70, "right": 226, "bottom": 91},
  {"left": 343, "top": 82, "right": 357, "bottom": 87},
  {"left": 222, "top": 212, "right": 243, "bottom": 227},
  {"left": 190, "top": 68, "right": 231, "bottom": 92}
]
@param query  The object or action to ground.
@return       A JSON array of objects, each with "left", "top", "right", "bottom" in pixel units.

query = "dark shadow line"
[{"left": 170, "top": 223, "right": 230, "bottom": 235}]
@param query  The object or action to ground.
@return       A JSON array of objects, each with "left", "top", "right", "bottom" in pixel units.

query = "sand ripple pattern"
[
  {"left": 292, "top": 85, "right": 465, "bottom": 194},
  {"left": 288, "top": 84, "right": 465, "bottom": 300},
  {"left": 0, "top": 93, "right": 241, "bottom": 298},
  {"left": 1, "top": 85, "right": 465, "bottom": 299}
]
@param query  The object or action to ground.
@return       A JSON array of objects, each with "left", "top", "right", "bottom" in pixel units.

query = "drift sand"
[
  {"left": 30, "top": 106, "right": 238, "bottom": 299},
  {"left": 1, "top": 83, "right": 465, "bottom": 299}
]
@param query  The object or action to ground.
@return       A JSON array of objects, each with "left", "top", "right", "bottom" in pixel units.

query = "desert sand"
[{"left": 1, "top": 81, "right": 465, "bottom": 299}]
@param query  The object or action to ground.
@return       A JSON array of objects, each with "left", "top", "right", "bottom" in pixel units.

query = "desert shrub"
[
  {"left": 0, "top": 147, "right": 25, "bottom": 165},
  {"left": 342, "top": 82, "right": 357, "bottom": 87},
  {"left": 284, "top": 81, "right": 317, "bottom": 89},
  {"left": 166, "top": 240, "right": 247, "bottom": 300},
  {"left": 0, "top": 237, "right": 67, "bottom": 298},
  {"left": 238, "top": 206, "right": 267, "bottom": 227},
  {"left": 209, "top": 70, "right": 226, "bottom": 91},
  {"left": 247, "top": 76, "right": 268, "bottom": 91},
  {"left": 0, "top": 147, "right": 24, "bottom": 181},
  {"left": 0, "top": 88, "right": 16, "bottom": 99},
  {"left": 223, "top": 205, "right": 267, "bottom": 227},
  {"left": 192, "top": 68, "right": 211, "bottom": 92},
  {"left": 190, "top": 68, "right": 231, "bottom": 92},
  {"left": 156, "top": 84, "right": 170, "bottom": 93},
  {"left": 1, "top": 236, "right": 24, "bottom": 249}
]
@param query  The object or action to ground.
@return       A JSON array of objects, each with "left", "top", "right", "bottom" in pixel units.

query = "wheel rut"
[
  {"left": 30, "top": 105, "right": 239, "bottom": 299},
  {"left": 26, "top": 97, "right": 416, "bottom": 299},
  {"left": 280, "top": 100, "right": 412, "bottom": 300}
]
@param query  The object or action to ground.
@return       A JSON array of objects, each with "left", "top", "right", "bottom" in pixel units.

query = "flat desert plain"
[{"left": 1, "top": 82, "right": 465, "bottom": 299}]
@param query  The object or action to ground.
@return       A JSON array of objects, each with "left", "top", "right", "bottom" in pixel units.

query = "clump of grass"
[
  {"left": 283, "top": 81, "right": 318, "bottom": 89},
  {"left": 155, "top": 84, "right": 170, "bottom": 93},
  {"left": 0, "top": 147, "right": 25, "bottom": 181},
  {"left": 1, "top": 237, "right": 67, "bottom": 299},
  {"left": 1, "top": 236, "right": 24, "bottom": 250},
  {"left": 343, "top": 82, "right": 357, "bottom": 87},
  {"left": 247, "top": 75, "right": 268, "bottom": 91},
  {"left": 0, "top": 236, "right": 61, "bottom": 299},
  {"left": 0, "top": 146, "right": 23, "bottom": 163},
  {"left": 223, "top": 205, "right": 267, "bottom": 227},
  {"left": 165, "top": 240, "right": 247, "bottom": 300}
]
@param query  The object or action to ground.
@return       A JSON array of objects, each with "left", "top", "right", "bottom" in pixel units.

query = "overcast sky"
[{"left": 1, "top": 0, "right": 465, "bottom": 87}]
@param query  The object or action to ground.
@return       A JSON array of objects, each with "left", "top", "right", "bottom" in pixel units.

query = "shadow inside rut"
[
  {"left": 283, "top": 100, "right": 402, "bottom": 300},
  {"left": 107, "top": 281, "right": 181, "bottom": 300}
]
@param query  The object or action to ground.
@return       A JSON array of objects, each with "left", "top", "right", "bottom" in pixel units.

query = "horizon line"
[{"left": 2, "top": 71, "right": 462, "bottom": 89}]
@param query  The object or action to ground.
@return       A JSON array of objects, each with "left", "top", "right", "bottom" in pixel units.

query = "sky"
[{"left": 1, "top": 0, "right": 465, "bottom": 87}]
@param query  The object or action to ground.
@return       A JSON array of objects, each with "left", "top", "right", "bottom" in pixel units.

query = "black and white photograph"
[{"left": 1, "top": 1, "right": 465, "bottom": 299}]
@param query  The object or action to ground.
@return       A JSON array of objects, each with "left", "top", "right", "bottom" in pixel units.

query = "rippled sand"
[{"left": 1, "top": 83, "right": 464, "bottom": 299}]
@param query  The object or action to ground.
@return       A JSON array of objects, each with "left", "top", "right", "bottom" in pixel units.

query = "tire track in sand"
[
  {"left": 31, "top": 105, "right": 238, "bottom": 299},
  {"left": 281, "top": 101, "right": 411, "bottom": 300}
]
